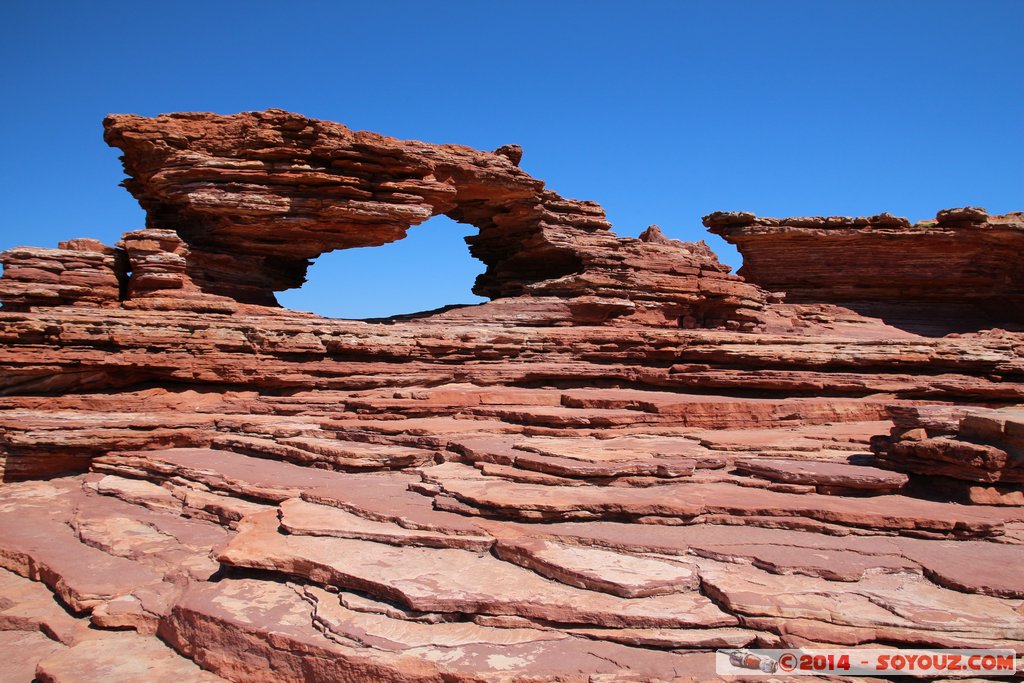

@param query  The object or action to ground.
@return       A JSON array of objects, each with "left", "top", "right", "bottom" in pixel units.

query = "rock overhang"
[{"left": 705, "top": 206, "right": 1024, "bottom": 334}]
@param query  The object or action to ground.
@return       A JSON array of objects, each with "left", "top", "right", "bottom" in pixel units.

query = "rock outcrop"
[
  {"left": 874, "top": 405, "right": 1024, "bottom": 505},
  {"left": 97, "top": 110, "right": 768, "bottom": 327},
  {"left": 706, "top": 208, "right": 1024, "bottom": 334},
  {"left": 0, "top": 239, "right": 124, "bottom": 311},
  {"left": 0, "top": 111, "right": 1022, "bottom": 681}
]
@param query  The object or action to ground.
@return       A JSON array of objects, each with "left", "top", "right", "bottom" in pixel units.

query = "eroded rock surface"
[
  {"left": 0, "top": 111, "right": 1022, "bottom": 681},
  {"left": 0, "top": 239, "right": 124, "bottom": 311},
  {"left": 706, "top": 208, "right": 1024, "bottom": 334},
  {"left": 95, "top": 110, "right": 768, "bottom": 327},
  {"left": 874, "top": 404, "right": 1024, "bottom": 505}
]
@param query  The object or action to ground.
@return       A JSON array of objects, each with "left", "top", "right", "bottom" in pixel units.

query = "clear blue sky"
[{"left": 2, "top": 1, "right": 1021, "bottom": 318}]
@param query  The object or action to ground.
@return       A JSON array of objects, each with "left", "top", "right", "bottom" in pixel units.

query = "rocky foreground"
[{"left": 0, "top": 111, "right": 1022, "bottom": 682}]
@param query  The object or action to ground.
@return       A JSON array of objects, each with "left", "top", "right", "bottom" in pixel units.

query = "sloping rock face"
[
  {"left": 705, "top": 209, "right": 1024, "bottom": 335},
  {"left": 0, "top": 111, "right": 1023, "bottom": 681}
]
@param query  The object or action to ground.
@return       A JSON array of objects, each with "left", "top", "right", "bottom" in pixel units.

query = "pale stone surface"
[
  {"left": 699, "top": 559, "right": 1024, "bottom": 647},
  {"left": 35, "top": 630, "right": 226, "bottom": 682},
  {"left": 494, "top": 537, "right": 698, "bottom": 597},
  {"left": 219, "top": 510, "right": 736, "bottom": 629},
  {"left": 162, "top": 579, "right": 725, "bottom": 683},
  {"left": 279, "top": 498, "right": 494, "bottom": 551},
  {"left": 0, "top": 630, "right": 66, "bottom": 682}
]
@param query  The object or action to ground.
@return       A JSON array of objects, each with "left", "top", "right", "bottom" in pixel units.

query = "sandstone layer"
[
  {"left": 0, "top": 111, "right": 1022, "bottom": 681},
  {"left": 97, "top": 110, "right": 768, "bottom": 328},
  {"left": 706, "top": 209, "right": 1024, "bottom": 334}
]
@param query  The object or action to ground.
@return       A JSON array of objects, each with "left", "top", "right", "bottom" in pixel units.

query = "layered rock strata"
[
  {"left": 0, "top": 111, "right": 1022, "bottom": 681},
  {"left": 874, "top": 405, "right": 1024, "bottom": 505},
  {"left": 0, "top": 239, "right": 124, "bottom": 311},
  {"left": 96, "top": 110, "right": 768, "bottom": 328},
  {"left": 118, "top": 229, "right": 242, "bottom": 313},
  {"left": 706, "top": 208, "right": 1024, "bottom": 334}
]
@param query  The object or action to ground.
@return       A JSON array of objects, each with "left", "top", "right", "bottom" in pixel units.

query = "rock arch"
[
  {"left": 4, "top": 110, "right": 769, "bottom": 328},
  {"left": 101, "top": 111, "right": 590, "bottom": 303}
]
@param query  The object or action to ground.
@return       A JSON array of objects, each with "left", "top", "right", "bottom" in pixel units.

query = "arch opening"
[{"left": 275, "top": 214, "right": 487, "bottom": 319}]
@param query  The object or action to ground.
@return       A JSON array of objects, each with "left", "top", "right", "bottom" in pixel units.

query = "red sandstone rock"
[
  {"left": 422, "top": 462, "right": 1005, "bottom": 535},
  {"left": 218, "top": 510, "right": 735, "bottom": 629},
  {"left": 734, "top": 458, "right": 909, "bottom": 493},
  {"left": 493, "top": 537, "right": 699, "bottom": 598},
  {"left": 0, "top": 631, "right": 66, "bottom": 682},
  {"left": 96, "top": 110, "right": 767, "bottom": 327},
  {"left": 0, "top": 479, "right": 165, "bottom": 612},
  {"left": 162, "top": 578, "right": 727, "bottom": 683},
  {"left": 119, "top": 228, "right": 241, "bottom": 312},
  {"left": 874, "top": 406, "right": 1024, "bottom": 485},
  {"left": 0, "top": 568, "right": 89, "bottom": 645},
  {"left": 0, "top": 241, "right": 124, "bottom": 311},
  {"left": 706, "top": 209, "right": 1024, "bottom": 333},
  {"left": 278, "top": 498, "right": 494, "bottom": 551},
  {"left": 0, "top": 111, "right": 1022, "bottom": 681},
  {"left": 35, "top": 630, "right": 226, "bottom": 682},
  {"left": 699, "top": 560, "right": 1024, "bottom": 648}
]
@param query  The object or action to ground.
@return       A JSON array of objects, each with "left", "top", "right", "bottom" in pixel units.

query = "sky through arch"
[{"left": 275, "top": 215, "right": 487, "bottom": 319}]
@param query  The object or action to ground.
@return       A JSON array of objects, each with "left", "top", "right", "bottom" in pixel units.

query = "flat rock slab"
[
  {"left": 306, "top": 585, "right": 566, "bottom": 651},
  {"left": 281, "top": 436, "right": 434, "bottom": 466},
  {"left": 511, "top": 521, "right": 899, "bottom": 582},
  {"left": 509, "top": 450, "right": 697, "bottom": 479},
  {"left": 279, "top": 498, "right": 494, "bottom": 551},
  {"left": 219, "top": 510, "right": 736, "bottom": 629},
  {"left": 0, "top": 480, "right": 164, "bottom": 612},
  {"left": 325, "top": 415, "right": 522, "bottom": 439},
  {"left": 516, "top": 434, "right": 716, "bottom": 457},
  {"left": 96, "top": 447, "right": 424, "bottom": 507},
  {"left": 95, "top": 448, "right": 488, "bottom": 536},
  {"left": 91, "top": 474, "right": 180, "bottom": 511},
  {"left": 558, "top": 388, "right": 890, "bottom": 427},
  {"left": 566, "top": 626, "right": 763, "bottom": 649},
  {"left": 693, "top": 422, "right": 884, "bottom": 455},
  {"left": 494, "top": 537, "right": 698, "bottom": 598},
  {"left": 69, "top": 491, "right": 228, "bottom": 581},
  {"left": 426, "top": 463, "right": 1004, "bottom": 536},
  {"left": 472, "top": 405, "right": 664, "bottom": 429},
  {"left": 516, "top": 518, "right": 1024, "bottom": 592},
  {"left": 92, "top": 448, "right": 337, "bottom": 502},
  {"left": 699, "top": 560, "right": 1024, "bottom": 646},
  {"left": 173, "top": 485, "right": 272, "bottom": 526},
  {"left": 212, "top": 433, "right": 435, "bottom": 469},
  {"left": 0, "top": 630, "right": 66, "bottom": 682},
  {"left": 162, "top": 578, "right": 724, "bottom": 683},
  {"left": 0, "top": 567, "right": 90, "bottom": 645},
  {"left": 685, "top": 541, "right": 915, "bottom": 581},
  {"left": 735, "top": 458, "right": 909, "bottom": 491},
  {"left": 476, "top": 461, "right": 585, "bottom": 486},
  {"left": 301, "top": 472, "right": 487, "bottom": 537},
  {"left": 35, "top": 630, "right": 226, "bottom": 682},
  {"left": 896, "top": 538, "right": 1024, "bottom": 598}
]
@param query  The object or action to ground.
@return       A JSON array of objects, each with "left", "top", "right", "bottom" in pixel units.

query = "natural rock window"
[{"left": 276, "top": 214, "right": 487, "bottom": 319}]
